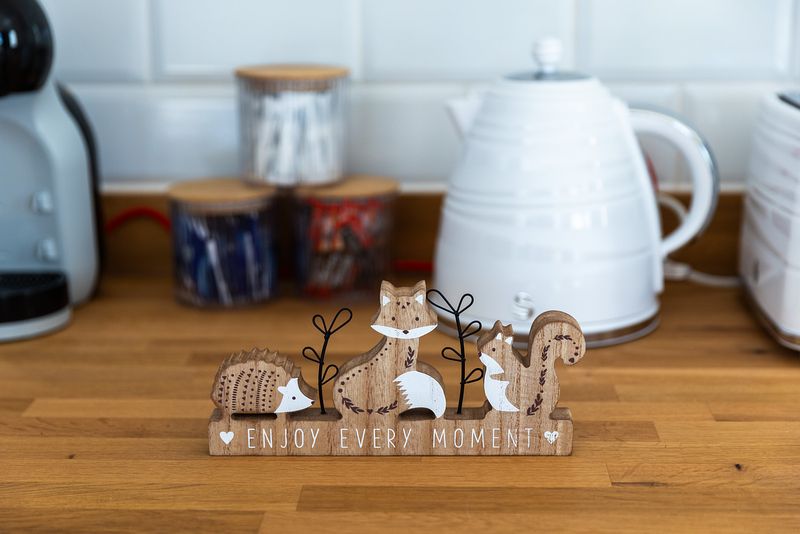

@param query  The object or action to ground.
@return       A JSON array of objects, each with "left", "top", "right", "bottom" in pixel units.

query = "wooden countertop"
[{"left": 1, "top": 276, "right": 799, "bottom": 532}]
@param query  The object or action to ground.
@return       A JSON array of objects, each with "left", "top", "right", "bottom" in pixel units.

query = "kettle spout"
[{"left": 446, "top": 92, "right": 483, "bottom": 137}]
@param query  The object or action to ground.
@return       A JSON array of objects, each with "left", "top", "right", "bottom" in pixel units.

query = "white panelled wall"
[{"left": 40, "top": 0, "right": 799, "bottom": 191}]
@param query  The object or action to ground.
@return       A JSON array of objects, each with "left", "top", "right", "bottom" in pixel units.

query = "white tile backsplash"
[
  {"left": 41, "top": 0, "right": 150, "bottom": 81},
  {"left": 152, "top": 0, "right": 359, "bottom": 79},
  {"left": 32, "top": 0, "right": 800, "bottom": 187},
  {"left": 577, "top": 0, "right": 795, "bottom": 80},
  {"left": 347, "top": 83, "right": 464, "bottom": 185},
  {"left": 684, "top": 83, "right": 787, "bottom": 182},
  {"left": 362, "top": 0, "right": 575, "bottom": 81},
  {"left": 606, "top": 84, "right": 682, "bottom": 112},
  {"left": 70, "top": 84, "right": 238, "bottom": 181}
]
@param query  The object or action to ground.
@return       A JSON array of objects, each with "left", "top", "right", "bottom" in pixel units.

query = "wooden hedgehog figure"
[{"left": 211, "top": 348, "right": 316, "bottom": 415}]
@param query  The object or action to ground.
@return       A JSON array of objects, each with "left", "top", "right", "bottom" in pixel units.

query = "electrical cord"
[{"left": 658, "top": 192, "right": 740, "bottom": 288}]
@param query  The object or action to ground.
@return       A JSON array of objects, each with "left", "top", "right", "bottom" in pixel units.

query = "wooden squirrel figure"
[{"left": 477, "top": 311, "right": 585, "bottom": 420}]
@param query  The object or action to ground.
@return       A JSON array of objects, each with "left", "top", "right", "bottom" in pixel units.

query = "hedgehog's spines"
[{"left": 210, "top": 347, "right": 315, "bottom": 414}]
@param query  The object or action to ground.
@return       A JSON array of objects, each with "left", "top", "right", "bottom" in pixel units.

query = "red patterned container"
[{"left": 294, "top": 176, "right": 398, "bottom": 297}]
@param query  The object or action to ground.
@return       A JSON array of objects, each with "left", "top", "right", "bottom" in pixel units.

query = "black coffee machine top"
[{"left": 0, "top": 0, "right": 53, "bottom": 96}]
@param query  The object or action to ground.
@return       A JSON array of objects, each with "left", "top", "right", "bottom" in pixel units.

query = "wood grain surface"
[{"left": 1, "top": 276, "right": 799, "bottom": 532}]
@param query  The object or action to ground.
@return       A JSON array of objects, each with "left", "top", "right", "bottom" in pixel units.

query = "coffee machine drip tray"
[{"left": 0, "top": 272, "right": 71, "bottom": 342}]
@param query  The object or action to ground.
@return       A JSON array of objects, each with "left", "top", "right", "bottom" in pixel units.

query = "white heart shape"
[
  {"left": 219, "top": 431, "right": 235, "bottom": 445},
  {"left": 544, "top": 431, "right": 559, "bottom": 445}
]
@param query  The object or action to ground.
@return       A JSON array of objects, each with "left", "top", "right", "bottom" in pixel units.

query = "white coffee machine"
[
  {"left": 740, "top": 91, "right": 800, "bottom": 351},
  {"left": 0, "top": 0, "right": 99, "bottom": 341}
]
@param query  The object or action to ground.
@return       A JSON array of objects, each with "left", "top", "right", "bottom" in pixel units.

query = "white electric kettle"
[{"left": 433, "top": 39, "right": 718, "bottom": 347}]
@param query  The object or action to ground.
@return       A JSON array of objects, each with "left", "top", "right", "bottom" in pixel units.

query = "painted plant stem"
[
  {"left": 302, "top": 307, "right": 352, "bottom": 414},
  {"left": 427, "top": 289, "right": 483, "bottom": 414}
]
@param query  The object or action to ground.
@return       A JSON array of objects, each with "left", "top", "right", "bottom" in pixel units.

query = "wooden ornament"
[{"left": 208, "top": 280, "right": 586, "bottom": 456}]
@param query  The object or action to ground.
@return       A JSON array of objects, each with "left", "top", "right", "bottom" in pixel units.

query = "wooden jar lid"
[
  {"left": 235, "top": 64, "right": 349, "bottom": 82},
  {"left": 294, "top": 176, "right": 399, "bottom": 200},
  {"left": 169, "top": 178, "right": 275, "bottom": 211}
]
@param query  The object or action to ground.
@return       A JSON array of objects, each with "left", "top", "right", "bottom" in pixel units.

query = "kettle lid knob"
[{"left": 533, "top": 37, "right": 562, "bottom": 75}]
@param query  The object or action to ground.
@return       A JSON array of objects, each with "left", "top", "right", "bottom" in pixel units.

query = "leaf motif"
[
  {"left": 302, "top": 346, "right": 321, "bottom": 363},
  {"left": 441, "top": 346, "right": 462, "bottom": 363},
  {"left": 328, "top": 307, "right": 353, "bottom": 334},
  {"left": 462, "top": 320, "right": 483, "bottom": 339},
  {"left": 405, "top": 348, "right": 415, "bottom": 368},
  {"left": 425, "top": 288, "right": 456, "bottom": 314},
  {"left": 321, "top": 364, "right": 339, "bottom": 385},
  {"left": 526, "top": 394, "right": 543, "bottom": 415},
  {"left": 342, "top": 397, "right": 365, "bottom": 415},
  {"left": 464, "top": 367, "right": 484, "bottom": 384},
  {"left": 376, "top": 400, "right": 399, "bottom": 415}
]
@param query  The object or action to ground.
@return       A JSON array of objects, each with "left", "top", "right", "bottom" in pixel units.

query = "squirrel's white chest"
[{"left": 479, "top": 354, "right": 520, "bottom": 413}]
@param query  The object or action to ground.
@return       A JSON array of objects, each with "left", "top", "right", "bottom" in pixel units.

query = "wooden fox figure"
[
  {"left": 333, "top": 280, "right": 446, "bottom": 418},
  {"left": 477, "top": 312, "right": 585, "bottom": 421}
]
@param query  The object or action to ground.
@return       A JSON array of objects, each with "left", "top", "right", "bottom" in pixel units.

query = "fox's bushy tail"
[{"left": 394, "top": 371, "right": 446, "bottom": 418}]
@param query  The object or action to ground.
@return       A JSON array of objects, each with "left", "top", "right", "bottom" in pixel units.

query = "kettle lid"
[{"left": 505, "top": 38, "right": 589, "bottom": 82}]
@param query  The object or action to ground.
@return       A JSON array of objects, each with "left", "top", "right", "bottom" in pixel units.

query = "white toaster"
[{"left": 740, "top": 92, "right": 800, "bottom": 350}]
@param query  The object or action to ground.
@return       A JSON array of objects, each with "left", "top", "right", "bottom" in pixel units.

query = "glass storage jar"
[
  {"left": 169, "top": 178, "right": 277, "bottom": 307},
  {"left": 236, "top": 64, "right": 349, "bottom": 187},
  {"left": 293, "top": 175, "right": 399, "bottom": 298}
]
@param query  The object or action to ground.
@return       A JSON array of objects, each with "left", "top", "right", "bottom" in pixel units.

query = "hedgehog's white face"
[{"left": 274, "top": 378, "right": 314, "bottom": 413}]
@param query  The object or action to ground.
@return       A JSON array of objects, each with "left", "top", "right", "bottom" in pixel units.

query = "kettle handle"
[{"left": 629, "top": 108, "right": 719, "bottom": 257}]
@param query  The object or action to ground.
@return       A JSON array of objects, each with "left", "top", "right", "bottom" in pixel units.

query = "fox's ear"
[
  {"left": 380, "top": 280, "right": 396, "bottom": 306},
  {"left": 504, "top": 336, "right": 514, "bottom": 345},
  {"left": 413, "top": 284, "right": 426, "bottom": 304},
  {"left": 380, "top": 280, "right": 396, "bottom": 292},
  {"left": 277, "top": 385, "right": 286, "bottom": 394},
  {"left": 495, "top": 332, "right": 503, "bottom": 341}
]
